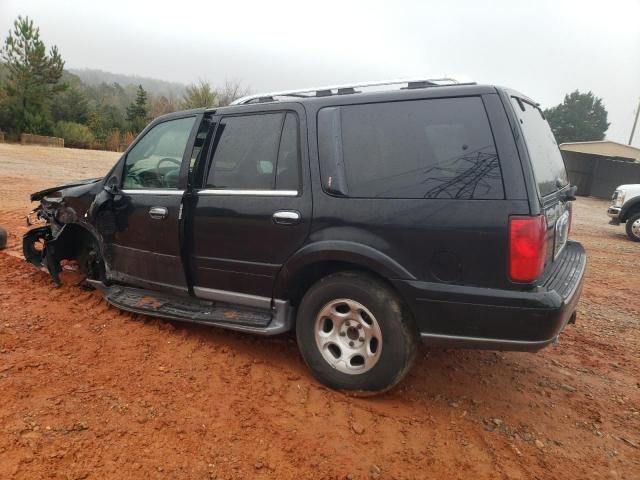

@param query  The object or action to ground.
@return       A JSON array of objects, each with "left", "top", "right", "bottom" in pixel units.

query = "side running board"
[{"left": 87, "top": 281, "right": 293, "bottom": 335}]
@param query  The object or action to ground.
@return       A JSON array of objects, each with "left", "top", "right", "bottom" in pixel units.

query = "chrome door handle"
[
  {"left": 149, "top": 206, "right": 168, "bottom": 220},
  {"left": 272, "top": 210, "right": 301, "bottom": 225}
]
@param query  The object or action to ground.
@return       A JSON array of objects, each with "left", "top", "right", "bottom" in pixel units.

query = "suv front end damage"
[
  {"left": 23, "top": 196, "right": 72, "bottom": 286},
  {"left": 23, "top": 179, "right": 105, "bottom": 287}
]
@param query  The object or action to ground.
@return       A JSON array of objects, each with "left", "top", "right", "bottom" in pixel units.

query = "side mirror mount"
[
  {"left": 87, "top": 181, "right": 120, "bottom": 222},
  {"left": 105, "top": 176, "right": 124, "bottom": 198},
  {"left": 104, "top": 183, "right": 119, "bottom": 195}
]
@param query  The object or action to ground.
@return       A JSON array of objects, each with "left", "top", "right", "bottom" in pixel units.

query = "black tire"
[
  {"left": 296, "top": 271, "right": 418, "bottom": 393},
  {"left": 0, "top": 226, "right": 7, "bottom": 250},
  {"left": 625, "top": 212, "right": 640, "bottom": 242}
]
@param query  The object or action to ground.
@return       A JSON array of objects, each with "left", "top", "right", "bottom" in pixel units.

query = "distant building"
[
  {"left": 560, "top": 141, "right": 640, "bottom": 163},
  {"left": 560, "top": 141, "right": 640, "bottom": 198}
]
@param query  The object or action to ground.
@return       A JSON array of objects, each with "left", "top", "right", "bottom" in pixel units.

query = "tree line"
[
  {"left": 0, "top": 16, "right": 248, "bottom": 150},
  {"left": 0, "top": 16, "right": 610, "bottom": 151}
]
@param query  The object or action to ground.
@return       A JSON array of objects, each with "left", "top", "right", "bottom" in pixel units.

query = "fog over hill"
[{"left": 68, "top": 68, "right": 185, "bottom": 98}]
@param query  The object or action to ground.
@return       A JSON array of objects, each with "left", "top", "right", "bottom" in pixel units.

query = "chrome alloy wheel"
[
  {"left": 632, "top": 218, "right": 640, "bottom": 238},
  {"left": 314, "top": 298, "right": 382, "bottom": 374}
]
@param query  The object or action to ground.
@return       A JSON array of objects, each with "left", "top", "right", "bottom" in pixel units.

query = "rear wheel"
[
  {"left": 296, "top": 271, "right": 418, "bottom": 393},
  {"left": 625, "top": 212, "right": 640, "bottom": 242}
]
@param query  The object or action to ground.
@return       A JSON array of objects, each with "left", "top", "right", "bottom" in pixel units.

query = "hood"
[
  {"left": 616, "top": 184, "right": 640, "bottom": 191},
  {"left": 30, "top": 178, "right": 102, "bottom": 202}
]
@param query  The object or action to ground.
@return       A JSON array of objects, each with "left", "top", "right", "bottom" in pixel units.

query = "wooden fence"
[{"left": 20, "top": 133, "right": 64, "bottom": 148}]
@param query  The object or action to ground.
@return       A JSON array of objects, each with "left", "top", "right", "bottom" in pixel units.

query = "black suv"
[{"left": 23, "top": 79, "right": 586, "bottom": 393}]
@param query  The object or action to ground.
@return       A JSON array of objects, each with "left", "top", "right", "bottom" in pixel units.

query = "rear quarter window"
[
  {"left": 317, "top": 97, "right": 504, "bottom": 199},
  {"left": 510, "top": 97, "right": 568, "bottom": 197}
]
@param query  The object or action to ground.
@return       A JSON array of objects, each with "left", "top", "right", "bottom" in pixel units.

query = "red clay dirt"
[{"left": 0, "top": 144, "right": 639, "bottom": 479}]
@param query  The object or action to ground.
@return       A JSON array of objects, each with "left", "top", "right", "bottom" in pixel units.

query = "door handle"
[
  {"left": 272, "top": 210, "right": 301, "bottom": 225},
  {"left": 149, "top": 206, "right": 169, "bottom": 220}
]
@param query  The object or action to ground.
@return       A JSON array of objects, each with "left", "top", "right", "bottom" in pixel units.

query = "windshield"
[{"left": 510, "top": 97, "right": 569, "bottom": 197}]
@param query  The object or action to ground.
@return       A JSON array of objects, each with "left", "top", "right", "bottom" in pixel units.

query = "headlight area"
[
  {"left": 613, "top": 190, "right": 626, "bottom": 208},
  {"left": 26, "top": 196, "right": 76, "bottom": 230}
]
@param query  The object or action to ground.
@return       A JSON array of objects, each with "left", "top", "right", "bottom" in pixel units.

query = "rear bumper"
[{"left": 394, "top": 241, "right": 586, "bottom": 352}]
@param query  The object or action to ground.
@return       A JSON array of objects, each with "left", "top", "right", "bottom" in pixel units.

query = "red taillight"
[{"left": 509, "top": 215, "right": 547, "bottom": 283}]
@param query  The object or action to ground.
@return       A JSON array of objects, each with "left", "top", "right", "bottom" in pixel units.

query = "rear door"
[
  {"left": 508, "top": 96, "right": 572, "bottom": 267},
  {"left": 188, "top": 103, "right": 311, "bottom": 303}
]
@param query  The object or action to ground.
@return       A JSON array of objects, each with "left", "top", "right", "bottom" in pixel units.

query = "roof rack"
[{"left": 231, "top": 77, "right": 475, "bottom": 105}]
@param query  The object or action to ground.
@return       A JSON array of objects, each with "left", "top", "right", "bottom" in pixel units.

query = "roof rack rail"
[{"left": 231, "top": 77, "right": 475, "bottom": 105}]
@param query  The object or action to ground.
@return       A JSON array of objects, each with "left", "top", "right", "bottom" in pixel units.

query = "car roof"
[
  {"left": 158, "top": 83, "right": 525, "bottom": 119},
  {"left": 209, "top": 84, "right": 503, "bottom": 115}
]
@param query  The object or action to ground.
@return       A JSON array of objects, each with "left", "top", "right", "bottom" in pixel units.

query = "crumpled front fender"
[
  {"left": 23, "top": 225, "right": 66, "bottom": 286},
  {"left": 23, "top": 226, "right": 51, "bottom": 268}
]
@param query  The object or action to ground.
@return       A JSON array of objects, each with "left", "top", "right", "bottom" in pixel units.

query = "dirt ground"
[{"left": 0, "top": 143, "right": 638, "bottom": 480}]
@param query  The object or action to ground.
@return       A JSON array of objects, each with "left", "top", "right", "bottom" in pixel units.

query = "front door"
[
  {"left": 108, "top": 115, "right": 198, "bottom": 294},
  {"left": 188, "top": 104, "right": 311, "bottom": 304}
]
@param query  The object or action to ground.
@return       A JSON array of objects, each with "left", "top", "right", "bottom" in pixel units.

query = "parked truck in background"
[{"left": 608, "top": 184, "right": 640, "bottom": 241}]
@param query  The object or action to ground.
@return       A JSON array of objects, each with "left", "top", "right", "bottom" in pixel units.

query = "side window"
[
  {"left": 206, "top": 113, "right": 284, "bottom": 189},
  {"left": 510, "top": 97, "right": 568, "bottom": 197},
  {"left": 318, "top": 97, "right": 503, "bottom": 199},
  {"left": 275, "top": 112, "right": 300, "bottom": 190},
  {"left": 123, "top": 116, "right": 196, "bottom": 189}
]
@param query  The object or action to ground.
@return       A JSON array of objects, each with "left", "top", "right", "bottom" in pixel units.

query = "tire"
[
  {"left": 0, "top": 226, "right": 6, "bottom": 250},
  {"left": 296, "top": 271, "right": 418, "bottom": 393},
  {"left": 625, "top": 212, "right": 640, "bottom": 242}
]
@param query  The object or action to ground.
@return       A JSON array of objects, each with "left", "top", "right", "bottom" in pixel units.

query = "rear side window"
[
  {"left": 207, "top": 113, "right": 283, "bottom": 189},
  {"left": 317, "top": 97, "right": 503, "bottom": 199},
  {"left": 205, "top": 112, "right": 300, "bottom": 191},
  {"left": 510, "top": 97, "right": 568, "bottom": 197}
]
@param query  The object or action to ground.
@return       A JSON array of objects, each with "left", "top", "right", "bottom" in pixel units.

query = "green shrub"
[{"left": 54, "top": 121, "right": 95, "bottom": 148}]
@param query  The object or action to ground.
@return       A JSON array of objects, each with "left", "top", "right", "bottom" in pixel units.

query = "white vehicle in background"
[{"left": 608, "top": 184, "right": 640, "bottom": 241}]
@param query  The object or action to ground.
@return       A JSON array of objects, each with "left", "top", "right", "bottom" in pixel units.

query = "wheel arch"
[
  {"left": 621, "top": 196, "right": 640, "bottom": 222},
  {"left": 51, "top": 221, "right": 106, "bottom": 279},
  {"left": 274, "top": 240, "right": 415, "bottom": 306},
  {"left": 55, "top": 221, "right": 103, "bottom": 256}
]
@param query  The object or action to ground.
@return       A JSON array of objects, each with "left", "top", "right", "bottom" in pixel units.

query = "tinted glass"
[
  {"left": 510, "top": 97, "right": 568, "bottom": 197},
  {"left": 189, "top": 116, "right": 216, "bottom": 186},
  {"left": 319, "top": 97, "right": 503, "bottom": 199},
  {"left": 275, "top": 112, "right": 300, "bottom": 190},
  {"left": 206, "top": 113, "right": 283, "bottom": 189},
  {"left": 123, "top": 116, "right": 195, "bottom": 189}
]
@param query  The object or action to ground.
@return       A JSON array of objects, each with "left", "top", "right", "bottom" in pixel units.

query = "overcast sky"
[{"left": 2, "top": 0, "right": 639, "bottom": 146}]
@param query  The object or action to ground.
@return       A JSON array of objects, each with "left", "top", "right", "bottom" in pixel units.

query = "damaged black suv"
[{"left": 24, "top": 79, "right": 586, "bottom": 393}]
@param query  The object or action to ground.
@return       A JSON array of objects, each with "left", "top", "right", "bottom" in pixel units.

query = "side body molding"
[{"left": 273, "top": 240, "right": 416, "bottom": 299}]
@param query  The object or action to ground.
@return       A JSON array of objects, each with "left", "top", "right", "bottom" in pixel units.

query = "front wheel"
[
  {"left": 296, "top": 271, "right": 418, "bottom": 393},
  {"left": 625, "top": 212, "right": 640, "bottom": 242}
]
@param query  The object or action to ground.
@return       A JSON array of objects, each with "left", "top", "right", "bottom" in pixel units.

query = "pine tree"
[
  {"left": 0, "top": 16, "right": 65, "bottom": 134},
  {"left": 126, "top": 85, "right": 149, "bottom": 133}
]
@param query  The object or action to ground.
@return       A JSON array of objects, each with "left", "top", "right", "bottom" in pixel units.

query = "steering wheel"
[{"left": 156, "top": 157, "right": 182, "bottom": 187}]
